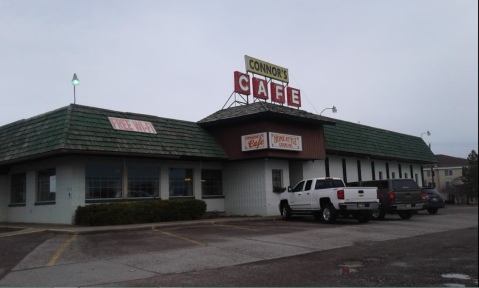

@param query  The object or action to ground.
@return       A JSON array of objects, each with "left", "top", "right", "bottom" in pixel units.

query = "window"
[
  {"left": 426, "top": 170, "right": 431, "bottom": 177},
  {"left": 315, "top": 179, "right": 345, "bottom": 189},
  {"left": 379, "top": 171, "right": 383, "bottom": 180},
  {"left": 386, "top": 163, "right": 390, "bottom": 179},
  {"left": 371, "top": 161, "right": 376, "bottom": 180},
  {"left": 415, "top": 174, "right": 419, "bottom": 185},
  {"left": 85, "top": 165, "right": 122, "bottom": 199},
  {"left": 392, "top": 172, "right": 396, "bottom": 179},
  {"left": 357, "top": 160, "right": 362, "bottom": 182},
  {"left": 398, "top": 164, "right": 402, "bottom": 178},
  {"left": 11, "top": 173, "right": 26, "bottom": 204},
  {"left": 37, "top": 169, "right": 56, "bottom": 202},
  {"left": 305, "top": 180, "right": 313, "bottom": 191},
  {"left": 169, "top": 168, "right": 193, "bottom": 197},
  {"left": 272, "top": 169, "right": 283, "bottom": 192},
  {"left": 202, "top": 169, "right": 223, "bottom": 196},
  {"left": 404, "top": 173, "right": 408, "bottom": 179},
  {"left": 292, "top": 181, "right": 305, "bottom": 192},
  {"left": 128, "top": 166, "right": 159, "bottom": 198},
  {"left": 325, "top": 157, "right": 330, "bottom": 177},
  {"left": 342, "top": 159, "right": 347, "bottom": 184},
  {"left": 445, "top": 169, "right": 453, "bottom": 176},
  {"left": 410, "top": 165, "right": 413, "bottom": 180},
  {"left": 445, "top": 181, "right": 454, "bottom": 187}
]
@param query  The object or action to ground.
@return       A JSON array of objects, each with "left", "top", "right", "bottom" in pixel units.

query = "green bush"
[{"left": 74, "top": 199, "right": 207, "bottom": 226}]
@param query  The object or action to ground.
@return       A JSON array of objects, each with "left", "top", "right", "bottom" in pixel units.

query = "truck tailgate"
[
  {"left": 343, "top": 187, "right": 377, "bottom": 202},
  {"left": 394, "top": 190, "right": 422, "bottom": 203}
]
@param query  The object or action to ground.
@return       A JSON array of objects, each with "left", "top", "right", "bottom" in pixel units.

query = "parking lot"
[{"left": 0, "top": 206, "right": 478, "bottom": 287}]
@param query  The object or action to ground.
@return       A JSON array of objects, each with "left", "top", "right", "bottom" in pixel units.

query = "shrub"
[{"left": 74, "top": 199, "right": 206, "bottom": 226}]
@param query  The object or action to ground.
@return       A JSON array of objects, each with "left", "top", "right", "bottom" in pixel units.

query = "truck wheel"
[
  {"left": 398, "top": 211, "right": 414, "bottom": 219},
  {"left": 371, "top": 208, "right": 386, "bottom": 220},
  {"left": 357, "top": 213, "right": 371, "bottom": 223},
  {"left": 427, "top": 208, "right": 438, "bottom": 214},
  {"left": 281, "top": 203, "right": 292, "bottom": 220},
  {"left": 321, "top": 204, "right": 337, "bottom": 224}
]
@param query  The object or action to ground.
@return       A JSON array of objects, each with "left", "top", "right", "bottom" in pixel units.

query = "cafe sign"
[
  {"left": 269, "top": 132, "right": 302, "bottom": 151},
  {"left": 241, "top": 132, "right": 268, "bottom": 151}
]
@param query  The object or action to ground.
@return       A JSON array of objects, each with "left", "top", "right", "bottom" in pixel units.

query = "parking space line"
[
  {"left": 152, "top": 227, "right": 206, "bottom": 246},
  {"left": 0, "top": 228, "right": 45, "bottom": 238},
  {"left": 46, "top": 234, "right": 77, "bottom": 267},
  {"left": 211, "top": 223, "right": 260, "bottom": 231}
]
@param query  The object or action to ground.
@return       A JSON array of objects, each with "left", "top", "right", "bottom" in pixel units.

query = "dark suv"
[
  {"left": 348, "top": 179, "right": 424, "bottom": 220},
  {"left": 419, "top": 187, "right": 445, "bottom": 214}
]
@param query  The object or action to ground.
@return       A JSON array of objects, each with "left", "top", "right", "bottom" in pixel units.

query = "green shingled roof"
[
  {"left": 0, "top": 105, "right": 228, "bottom": 164},
  {"left": 323, "top": 118, "right": 437, "bottom": 163}
]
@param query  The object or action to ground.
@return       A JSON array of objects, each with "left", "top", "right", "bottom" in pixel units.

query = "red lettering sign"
[
  {"left": 252, "top": 77, "right": 268, "bottom": 100},
  {"left": 271, "top": 82, "right": 285, "bottom": 104},
  {"left": 108, "top": 117, "right": 157, "bottom": 134},
  {"left": 287, "top": 87, "right": 301, "bottom": 108},
  {"left": 234, "top": 71, "right": 250, "bottom": 95}
]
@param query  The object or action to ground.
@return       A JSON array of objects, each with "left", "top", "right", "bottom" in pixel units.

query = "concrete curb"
[{"left": 1, "top": 216, "right": 280, "bottom": 236}]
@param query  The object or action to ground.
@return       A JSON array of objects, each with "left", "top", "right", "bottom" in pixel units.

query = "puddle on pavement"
[
  {"left": 338, "top": 261, "right": 363, "bottom": 275},
  {"left": 443, "top": 284, "right": 466, "bottom": 287},
  {"left": 441, "top": 274, "right": 471, "bottom": 280},
  {"left": 391, "top": 261, "right": 410, "bottom": 267}
]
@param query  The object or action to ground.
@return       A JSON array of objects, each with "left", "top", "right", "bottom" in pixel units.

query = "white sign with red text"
[
  {"left": 108, "top": 117, "right": 157, "bottom": 134},
  {"left": 241, "top": 132, "right": 268, "bottom": 151},
  {"left": 269, "top": 132, "right": 302, "bottom": 151}
]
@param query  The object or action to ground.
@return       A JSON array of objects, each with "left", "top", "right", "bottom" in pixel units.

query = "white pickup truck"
[{"left": 279, "top": 177, "right": 380, "bottom": 223}]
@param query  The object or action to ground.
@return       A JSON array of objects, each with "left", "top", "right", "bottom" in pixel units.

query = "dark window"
[
  {"left": 404, "top": 173, "right": 408, "bottom": 179},
  {"left": 392, "top": 172, "right": 396, "bottom": 179},
  {"left": 325, "top": 157, "right": 330, "bottom": 177},
  {"left": 37, "top": 169, "right": 56, "bottom": 202},
  {"left": 85, "top": 165, "right": 122, "bottom": 199},
  {"left": 315, "top": 179, "right": 345, "bottom": 189},
  {"left": 357, "top": 160, "right": 362, "bottom": 182},
  {"left": 272, "top": 169, "right": 283, "bottom": 191},
  {"left": 410, "top": 165, "right": 414, "bottom": 180},
  {"left": 386, "top": 163, "right": 390, "bottom": 179},
  {"left": 11, "top": 173, "right": 26, "bottom": 204},
  {"left": 342, "top": 159, "right": 347, "bottom": 184},
  {"left": 362, "top": 180, "right": 389, "bottom": 189},
  {"left": 293, "top": 181, "right": 305, "bottom": 192},
  {"left": 415, "top": 173, "right": 419, "bottom": 185},
  {"left": 445, "top": 169, "right": 453, "bottom": 176},
  {"left": 371, "top": 161, "right": 376, "bottom": 180},
  {"left": 392, "top": 179, "right": 419, "bottom": 190},
  {"left": 128, "top": 166, "right": 159, "bottom": 198},
  {"left": 398, "top": 164, "right": 402, "bottom": 178},
  {"left": 379, "top": 171, "right": 383, "bottom": 180},
  {"left": 305, "top": 180, "right": 313, "bottom": 191},
  {"left": 169, "top": 168, "right": 193, "bottom": 197},
  {"left": 202, "top": 169, "right": 223, "bottom": 196}
]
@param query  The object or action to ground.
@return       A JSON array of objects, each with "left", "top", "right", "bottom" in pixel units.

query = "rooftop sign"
[
  {"left": 245, "top": 55, "right": 289, "bottom": 83},
  {"left": 108, "top": 117, "right": 157, "bottom": 134}
]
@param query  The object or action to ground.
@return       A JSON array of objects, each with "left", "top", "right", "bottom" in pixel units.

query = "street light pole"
[
  {"left": 72, "top": 73, "right": 80, "bottom": 104},
  {"left": 320, "top": 106, "right": 337, "bottom": 117}
]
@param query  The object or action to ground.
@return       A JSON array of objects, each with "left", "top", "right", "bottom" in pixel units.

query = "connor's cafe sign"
[
  {"left": 234, "top": 55, "right": 301, "bottom": 108},
  {"left": 108, "top": 117, "right": 157, "bottom": 134},
  {"left": 242, "top": 132, "right": 302, "bottom": 152}
]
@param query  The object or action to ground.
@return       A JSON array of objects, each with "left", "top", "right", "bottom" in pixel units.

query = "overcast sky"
[{"left": 1, "top": 0, "right": 477, "bottom": 158}]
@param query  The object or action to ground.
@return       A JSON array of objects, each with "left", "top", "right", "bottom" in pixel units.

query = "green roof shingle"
[{"left": 0, "top": 105, "right": 228, "bottom": 164}]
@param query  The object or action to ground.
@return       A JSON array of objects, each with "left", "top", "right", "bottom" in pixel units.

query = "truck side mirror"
[{"left": 287, "top": 186, "right": 292, "bottom": 192}]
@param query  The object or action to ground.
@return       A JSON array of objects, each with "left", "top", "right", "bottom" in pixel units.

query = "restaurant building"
[{"left": 0, "top": 101, "right": 436, "bottom": 224}]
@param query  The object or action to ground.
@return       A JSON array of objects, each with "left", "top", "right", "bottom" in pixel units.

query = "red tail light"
[
  {"left": 388, "top": 192, "right": 395, "bottom": 202},
  {"left": 377, "top": 190, "right": 380, "bottom": 199},
  {"left": 337, "top": 190, "right": 344, "bottom": 199},
  {"left": 421, "top": 194, "right": 429, "bottom": 199}
]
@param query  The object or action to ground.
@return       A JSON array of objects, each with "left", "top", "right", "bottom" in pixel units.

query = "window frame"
[
  {"left": 127, "top": 166, "right": 160, "bottom": 198},
  {"left": 10, "top": 173, "right": 27, "bottom": 204},
  {"left": 85, "top": 165, "right": 123, "bottom": 200},
  {"left": 169, "top": 168, "right": 194, "bottom": 197},
  {"left": 201, "top": 169, "right": 223, "bottom": 197},
  {"left": 272, "top": 169, "right": 284, "bottom": 193},
  {"left": 37, "top": 168, "right": 56, "bottom": 203}
]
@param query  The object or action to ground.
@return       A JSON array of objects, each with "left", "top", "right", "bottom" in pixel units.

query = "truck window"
[
  {"left": 363, "top": 181, "right": 388, "bottom": 189},
  {"left": 315, "top": 179, "right": 345, "bottom": 189},
  {"left": 292, "top": 181, "right": 305, "bottom": 192},
  {"left": 392, "top": 179, "right": 419, "bottom": 190},
  {"left": 305, "top": 180, "right": 313, "bottom": 191}
]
